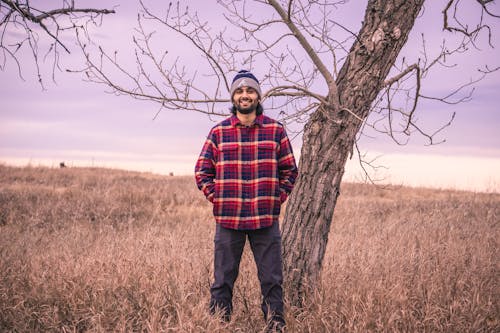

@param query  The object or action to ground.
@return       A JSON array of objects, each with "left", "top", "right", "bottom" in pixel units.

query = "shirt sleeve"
[
  {"left": 195, "top": 129, "right": 218, "bottom": 202},
  {"left": 277, "top": 126, "right": 298, "bottom": 203}
]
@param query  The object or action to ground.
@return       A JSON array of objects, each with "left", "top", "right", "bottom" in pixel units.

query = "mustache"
[{"left": 237, "top": 97, "right": 257, "bottom": 103}]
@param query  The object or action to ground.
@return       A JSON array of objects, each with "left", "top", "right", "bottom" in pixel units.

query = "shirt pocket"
[
  {"left": 219, "top": 143, "right": 239, "bottom": 162},
  {"left": 215, "top": 143, "right": 240, "bottom": 198},
  {"left": 257, "top": 142, "right": 277, "bottom": 160},
  {"left": 257, "top": 141, "right": 278, "bottom": 179}
]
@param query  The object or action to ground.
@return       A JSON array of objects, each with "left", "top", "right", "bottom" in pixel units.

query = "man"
[{"left": 195, "top": 70, "right": 298, "bottom": 331}]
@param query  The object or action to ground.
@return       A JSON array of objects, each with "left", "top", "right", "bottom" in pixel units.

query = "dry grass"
[{"left": 0, "top": 164, "right": 498, "bottom": 332}]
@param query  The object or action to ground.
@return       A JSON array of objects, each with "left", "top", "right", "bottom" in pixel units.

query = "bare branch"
[
  {"left": 354, "top": 141, "right": 388, "bottom": 185},
  {"left": 0, "top": 0, "right": 114, "bottom": 86},
  {"left": 383, "top": 63, "right": 419, "bottom": 88},
  {"left": 442, "top": 0, "right": 496, "bottom": 47},
  {"left": 267, "top": 0, "right": 338, "bottom": 106},
  {"left": 263, "top": 85, "right": 327, "bottom": 104},
  {"left": 476, "top": 0, "right": 500, "bottom": 18},
  {"left": 419, "top": 74, "right": 485, "bottom": 104},
  {"left": 140, "top": 1, "right": 230, "bottom": 93},
  {"left": 56, "top": 0, "right": 499, "bottom": 153}
]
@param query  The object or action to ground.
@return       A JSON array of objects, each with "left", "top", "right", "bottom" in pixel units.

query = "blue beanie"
[{"left": 230, "top": 70, "right": 262, "bottom": 98}]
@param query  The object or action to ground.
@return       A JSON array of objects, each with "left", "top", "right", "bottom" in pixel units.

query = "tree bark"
[{"left": 281, "top": 0, "right": 425, "bottom": 306}]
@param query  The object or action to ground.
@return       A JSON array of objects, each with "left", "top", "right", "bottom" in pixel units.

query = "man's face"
[{"left": 233, "top": 86, "right": 259, "bottom": 114}]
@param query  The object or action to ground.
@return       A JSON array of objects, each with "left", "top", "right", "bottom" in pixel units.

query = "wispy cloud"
[{"left": 344, "top": 152, "right": 500, "bottom": 193}]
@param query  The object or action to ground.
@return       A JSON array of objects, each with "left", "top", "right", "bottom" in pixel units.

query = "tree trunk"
[{"left": 281, "top": 0, "right": 425, "bottom": 306}]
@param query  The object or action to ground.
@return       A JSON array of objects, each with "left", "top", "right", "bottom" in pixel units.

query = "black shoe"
[{"left": 209, "top": 300, "right": 231, "bottom": 322}]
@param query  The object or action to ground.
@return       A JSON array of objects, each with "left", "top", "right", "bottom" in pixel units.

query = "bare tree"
[
  {"left": 0, "top": 0, "right": 114, "bottom": 88},
  {"left": 77, "top": 0, "right": 499, "bottom": 306}
]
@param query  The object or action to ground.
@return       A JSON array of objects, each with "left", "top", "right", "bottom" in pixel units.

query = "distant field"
[{"left": 0, "top": 165, "right": 498, "bottom": 332}]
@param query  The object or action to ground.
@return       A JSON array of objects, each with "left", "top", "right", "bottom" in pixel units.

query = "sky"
[{"left": 1, "top": 1, "right": 499, "bottom": 193}]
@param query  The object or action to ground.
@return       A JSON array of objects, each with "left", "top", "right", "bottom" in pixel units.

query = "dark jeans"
[{"left": 210, "top": 222, "right": 284, "bottom": 322}]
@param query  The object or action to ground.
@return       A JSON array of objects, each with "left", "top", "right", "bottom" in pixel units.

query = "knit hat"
[{"left": 230, "top": 70, "right": 262, "bottom": 98}]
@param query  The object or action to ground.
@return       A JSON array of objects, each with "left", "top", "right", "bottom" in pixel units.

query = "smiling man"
[{"left": 195, "top": 70, "right": 298, "bottom": 331}]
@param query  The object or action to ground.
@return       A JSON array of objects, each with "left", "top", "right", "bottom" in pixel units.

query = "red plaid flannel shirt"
[{"left": 195, "top": 114, "right": 298, "bottom": 230}]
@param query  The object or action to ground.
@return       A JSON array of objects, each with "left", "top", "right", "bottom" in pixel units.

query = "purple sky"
[{"left": 1, "top": 1, "right": 499, "bottom": 192}]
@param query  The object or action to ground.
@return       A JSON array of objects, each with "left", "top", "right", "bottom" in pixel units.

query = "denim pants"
[{"left": 210, "top": 222, "right": 284, "bottom": 321}]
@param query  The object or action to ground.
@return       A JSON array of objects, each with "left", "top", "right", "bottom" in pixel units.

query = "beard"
[
  {"left": 235, "top": 105, "right": 255, "bottom": 114},
  {"left": 234, "top": 98, "right": 259, "bottom": 114}
]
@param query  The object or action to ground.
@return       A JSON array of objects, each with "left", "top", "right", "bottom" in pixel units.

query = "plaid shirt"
[{"left": 195, "top": 114, "right": 298, "bottom": 230}]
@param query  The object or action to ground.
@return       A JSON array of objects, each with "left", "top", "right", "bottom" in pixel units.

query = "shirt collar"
[{"left": 230, "top": 114, "right": 264, "bottom": 127}]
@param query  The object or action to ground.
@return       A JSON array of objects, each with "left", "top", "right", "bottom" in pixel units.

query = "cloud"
[{"left": 344, "top": 152, "right": 500, "bottom": 193}]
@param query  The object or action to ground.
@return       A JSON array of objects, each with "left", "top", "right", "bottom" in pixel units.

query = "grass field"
[{"left": 0, "top": 164, "right": 498, "bottom": 332}]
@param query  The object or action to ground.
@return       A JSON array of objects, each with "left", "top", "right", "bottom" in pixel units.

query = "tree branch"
[
  {"left": 0, "top": 0, "right": 114, "bottom": 86},
  {"left": 383, "top": 63, "right": 419, "bottom": 88},
  {"left": 267, "top": 0, "right": 338, "bottom": 108}
]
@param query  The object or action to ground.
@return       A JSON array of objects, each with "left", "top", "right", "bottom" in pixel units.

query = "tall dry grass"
[{"left": 0, "top": 164, "right": 498, "bottom": 332}]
